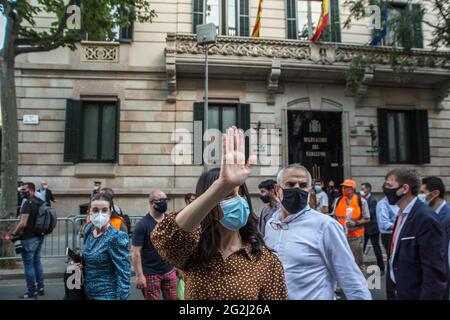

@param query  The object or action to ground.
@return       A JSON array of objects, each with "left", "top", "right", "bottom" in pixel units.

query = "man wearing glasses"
[
  {"left": 131, "top": 190, "right": 177, "bottom": 300},
  {"left": 264, "top": 164, "right": 371, "bottom": 300}
]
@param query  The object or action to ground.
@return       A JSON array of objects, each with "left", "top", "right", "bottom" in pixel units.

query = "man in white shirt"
[
  {"left": 264, "top": 164, "right": 371, "bottom": 300},
  {"left": 313, "top": 179, "right": 329, "bottom": 214}
]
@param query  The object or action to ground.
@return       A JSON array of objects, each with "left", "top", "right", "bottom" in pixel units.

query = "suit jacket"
[
  {"left": 437, "top": 203, "right": 450, "bottom": 240},
  {"left": 38, "top": 188, "right": 55, "bottom": 206},
  {"left": 365, "top": 195, "right": 379, "bottom": 235},
  {"left": 391, "top": 199, "right": 448, "bottom": 300}
]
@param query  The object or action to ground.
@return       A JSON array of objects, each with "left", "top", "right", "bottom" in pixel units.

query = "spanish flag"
[
  {"left": 310, "top": 0, "right": 330, "bottom": 41},
  {"left": 251, "top": 0, "right": 263, "bottom": 37}
]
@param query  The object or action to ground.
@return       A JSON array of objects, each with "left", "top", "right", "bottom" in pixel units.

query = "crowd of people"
[{"left": 10, "top": 127, "right": 450, "bottom": 300}]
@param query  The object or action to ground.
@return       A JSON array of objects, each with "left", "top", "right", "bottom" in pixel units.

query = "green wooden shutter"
[
  {"left": 193, "top": 102, "right": 204, "bottom": 165},
  {"left": 193, "top": 0, "right": 204, "bottom": 33},
  {"left": 239, "top": 0, "right": 250, "bottom": 36},
  {"left": 413, "top": 110, "right": 430, "bottom": 164},
  {"left": 330, "top": 0, "right": 341, "bottom": 42},
  {"left": 377, "top": 109, "right": 388, "bottom": 164},
  {"left": 64, "top": 99, "right": 82, "bottom": 163},
  {"left": 410, "top": 4, "right": 423, "bottom": 48},
  {"left": 238, "top": 104, "right": 250, "bottom": 158},
  {"left": 115, "top": 100, "right": 120, "bottom": 163},
  {"left": 286, "top": 0, "right": 297, "bottom": 39}
]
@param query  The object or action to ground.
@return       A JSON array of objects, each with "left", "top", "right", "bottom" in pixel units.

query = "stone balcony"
[{"left": 165, "top": 33, "right": 450, "bottom": 107}]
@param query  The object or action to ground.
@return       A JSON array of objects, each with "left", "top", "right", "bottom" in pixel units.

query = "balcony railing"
[
  {"left": 168, "top": 33, "right": 450, "bottom": 68},
  {"left": 165, "top": 33, "right": 450, "bottom": 106},
  {"left": 80, "top": 41, "right": 120, "bottom": 63}
]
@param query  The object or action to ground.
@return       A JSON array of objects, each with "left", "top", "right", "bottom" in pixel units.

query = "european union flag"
[{"left": 370, "top": 7, "right": 388, "bottom": 46}]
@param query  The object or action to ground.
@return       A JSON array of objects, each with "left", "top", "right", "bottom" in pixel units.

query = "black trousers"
[
  {"left": 381, "top": 233, "right": 396, "bottom": 300},
  {"left": 364, "top": 232, "right": 385, "bottom": 273}
]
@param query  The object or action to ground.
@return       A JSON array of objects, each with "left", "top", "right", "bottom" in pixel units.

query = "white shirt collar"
[
  {"left": 436, "top": 200, "right": 447, "bottom": 215},
  {"left": 272, "top": 205, "right": 311, "bottom": 224},
  {"left": 402, "top": 197, "right": 418, "bottom": 214}
]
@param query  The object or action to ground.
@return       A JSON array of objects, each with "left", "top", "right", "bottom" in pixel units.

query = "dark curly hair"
[{"left": 189, "top": 168, "right": 265, "bottom": 270}]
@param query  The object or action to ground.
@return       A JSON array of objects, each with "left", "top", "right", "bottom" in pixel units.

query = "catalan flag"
[
  {"left": 251, "top": 0, "right": 263, "bottom": 37},
  {"left": 310, "top": 0, "right": 330, "bottom": 41}
]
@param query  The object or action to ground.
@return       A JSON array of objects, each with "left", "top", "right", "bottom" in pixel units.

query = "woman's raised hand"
[{"left": 219, "top": 127, "right": 257, "bottom": 189}]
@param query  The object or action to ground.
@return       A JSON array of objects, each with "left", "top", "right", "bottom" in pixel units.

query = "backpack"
[
  {"left": 112, "top": 204, "right": 132, "bottom": 235},
  {"left": 122, "top": 214, "right": 132, "bottom": 235},
  {"left": 32, "top": 201, "right": 57, "bottom": 236}
]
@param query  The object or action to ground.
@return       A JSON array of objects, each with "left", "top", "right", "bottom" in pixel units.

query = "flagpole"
[{"left": 307, "top": 1, "right": 313, "bottom": 39}]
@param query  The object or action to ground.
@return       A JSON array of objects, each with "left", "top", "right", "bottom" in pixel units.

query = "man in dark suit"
[
  {"left": 361, "top": 183, "right": 384, "bottom": 274},
  {"left": 37, "top": 180, "right": 56, "bottom": 207},
  {"left": 383, "top": 168, "right": 448, "bottom": 300},
  {"left": 420, "top": 176, "right": 450, "bottom": 300},
  {"left": 420, "top": 176, "right": 450, "bottom": 239}
]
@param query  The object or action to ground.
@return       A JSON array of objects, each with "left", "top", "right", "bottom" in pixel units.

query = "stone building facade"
[{"left": 11, "top": 0, "right": 450, "bottom": 216}]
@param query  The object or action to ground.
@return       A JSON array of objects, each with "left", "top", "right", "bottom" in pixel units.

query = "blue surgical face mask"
[
  {"left": 219, "top": 196, "right": 250, "bottom": 231},
  {"left": 417, "top": 193, "right": 430, "bottom": 205},
  {"left": 314, "top": 185, "right": 322, "bottom": 193}
]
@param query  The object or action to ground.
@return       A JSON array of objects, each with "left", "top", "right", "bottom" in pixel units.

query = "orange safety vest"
[{"left": 335, "top": 195, "right": 364, "bottom": 238}]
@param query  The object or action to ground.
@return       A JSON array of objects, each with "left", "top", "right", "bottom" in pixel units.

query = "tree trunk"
[{"left": 0, "top": 8, "right": 20, "bottom": 268}]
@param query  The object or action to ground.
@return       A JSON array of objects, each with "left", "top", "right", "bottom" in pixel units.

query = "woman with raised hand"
[{"left": 152, "top": 127, "right": 287, "bottom": 299}]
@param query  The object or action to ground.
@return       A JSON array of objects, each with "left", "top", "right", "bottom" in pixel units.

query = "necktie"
[{"left": 390, "top": 211, "right": 404, "bottom": 255}]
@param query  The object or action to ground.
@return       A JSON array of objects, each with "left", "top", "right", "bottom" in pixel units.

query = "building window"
[
  {"left": 287, "top": 0, "right": 341, "bottom": 42},
  {"left": 377, "top": 109, "right": 430, "bottom": 164},
  {"left": 380, "top": 3, "right": 423, "bottom": 48},
  {"left": 64, "top": 100, "right": 120, "bottom": 163},
  {"left": 193, "top": 103, "right": 250, "bottom": 164},
  {"left": 193, "top": 0, "right": 249, "bottom": 36},
  {"left": 79, "top": 3, "right": 134, "bottom": 42}
]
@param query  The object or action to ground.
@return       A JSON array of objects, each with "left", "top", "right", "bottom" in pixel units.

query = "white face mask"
[
  {"left": 91, "top": 212, "right": 110, "bottom": 229},
  {"left": 360, "top": 191, "right": 366, "bottom": 197}
]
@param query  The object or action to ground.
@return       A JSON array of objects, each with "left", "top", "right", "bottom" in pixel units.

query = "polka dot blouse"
[{"left": 151, "top": 212, "right": 288, "bottom": 300}]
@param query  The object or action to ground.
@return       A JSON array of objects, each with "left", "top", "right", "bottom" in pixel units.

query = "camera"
[{"left": 12, "top": 235, "right": 23, "bottom": 254}]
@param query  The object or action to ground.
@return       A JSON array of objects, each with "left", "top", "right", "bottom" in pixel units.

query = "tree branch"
[
  {"left": 423, "top": 19, "right": 438, "bottom": 29},
  {"left": 14, "top": 37, "right": 73, "bottom": 55},
  {"left": 435, "top": 0, "right": 450, "bottom": 31},
  {"left": 14, "top": 0, "right": 76, "bottom": 49}
]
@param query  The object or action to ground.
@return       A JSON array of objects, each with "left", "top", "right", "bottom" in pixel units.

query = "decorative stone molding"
[
  {"left": 166, "top": 33, "right": 177, "bottom": 102},
  {"left": 172, "top": 33, "right": 450, "bottom": 68},
  {"left": 267, "top": 60, "right": 281, "bottom": 105},
  {"left": 81, "top": 41, "right": 120, "bottom": 63},
  {"left": 166, "top": 33, "right": 450, "bottom": 103},
  {"left": 435, "top": 80, "right": 450, "bottom": 110},
  {"left": 354, "top": 67, "right": 375, "bottom": 104}
]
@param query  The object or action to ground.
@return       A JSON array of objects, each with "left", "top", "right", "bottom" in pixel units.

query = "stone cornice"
[{"left": 166, "top": 33, "right": 450, "bottom": 106}]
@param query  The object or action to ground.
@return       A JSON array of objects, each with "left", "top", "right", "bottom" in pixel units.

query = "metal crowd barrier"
[{"left": 0, "top": 215, "right": 146, "bottom": 261}]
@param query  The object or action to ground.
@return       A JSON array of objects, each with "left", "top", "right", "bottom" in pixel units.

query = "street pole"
[
  {"left": 196, "top": 23, "right": 216, "bottom": 171},
  {"left": 203, "top": 43, "right": 209, "bottom": 172}
]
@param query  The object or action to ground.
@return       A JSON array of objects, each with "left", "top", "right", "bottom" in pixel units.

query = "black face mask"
[
  {"left": 383, "top": 185, "right": 404, "bottom": 205},
  {"left": 154, "top": 199, "right": 167, "bottom": 213},
  {"left": 280, "top": 188, "right": 309, "bottom": 214},
  {"left": 260, "top": 195, "right": 271, "bottom": 204}
]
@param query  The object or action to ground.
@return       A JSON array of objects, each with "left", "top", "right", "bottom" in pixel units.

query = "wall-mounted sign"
[{"left": 23, "top": 115, "right": 39, "bottom": 125}]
